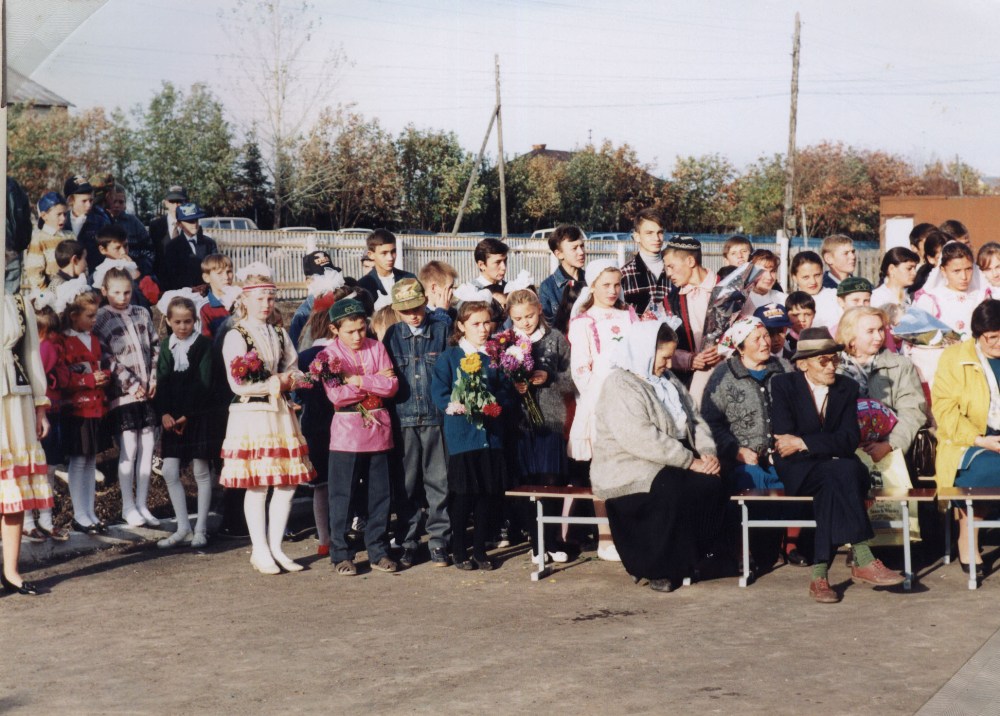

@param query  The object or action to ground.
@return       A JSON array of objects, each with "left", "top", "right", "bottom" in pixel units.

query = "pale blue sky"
[{"left": 26, "top": 0, "right": 1000, "bottom": 177}]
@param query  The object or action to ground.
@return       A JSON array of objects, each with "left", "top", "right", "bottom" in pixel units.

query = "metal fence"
[{"left": 212, "top": 229, "right": 881, "bottom": 300}]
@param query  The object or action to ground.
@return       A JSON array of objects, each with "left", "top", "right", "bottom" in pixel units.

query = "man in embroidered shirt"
[
  {"left": 770, "top": 326, "right": 904, "bottom": 604},
  {"left": 621, "top": 208, "right": 670, "bottom": 315}
]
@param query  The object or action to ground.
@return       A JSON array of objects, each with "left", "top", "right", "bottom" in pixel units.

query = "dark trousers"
[
  {"left": 328, "top": 451, "right": 390, "bottom": 563},
  {"left": 787, "top": 459, "right": 874, "bottom": 563},
  {"left": 450, "top": 493, "right": 501, "bottom": 562},
  {"left": 398, "top": 426, "right": 450, "bottom": 551}
]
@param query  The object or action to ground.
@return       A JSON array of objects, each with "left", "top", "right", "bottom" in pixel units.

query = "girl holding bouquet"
[
  {"left": 505, "top": 288, "right": 575, "bottom": 565},
  {"left": 317, "top": 298, "right": 399, "bottom": 576},
  {"left": 567, "top": 259, "right": 637, "bottom": 560},
  {"left": 431, "top": 299, "right": 513, "bottom": 570},
  {"left": 220, "top": 263, "right": 315, "bottom": 575}
]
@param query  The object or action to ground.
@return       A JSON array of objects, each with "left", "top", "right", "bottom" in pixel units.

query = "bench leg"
[
  {"left": 530, "top": 497, "right": 549, "bottom": 582},
  {"left": 944, "top": 504, "right": 952, "bottom": 565},
  {"left": 901, "top": 500, "right": 912, "bottom": 591},
  {"left": 739, "top": 500, "right": 750, "bottom": 588},
  {"left": 967, "top": 499, "right": 977, "bottom": 591}
]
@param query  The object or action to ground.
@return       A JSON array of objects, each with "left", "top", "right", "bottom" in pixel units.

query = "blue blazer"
[{"left": 430, "top": 345, "right": 512, "bottom": 456}]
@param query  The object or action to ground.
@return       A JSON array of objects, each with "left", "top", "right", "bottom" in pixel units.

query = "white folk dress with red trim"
[{"left": 219, "top": 319, "right": 315, "bottom": 488}]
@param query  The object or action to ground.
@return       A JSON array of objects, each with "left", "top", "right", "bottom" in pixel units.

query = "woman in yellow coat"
[{"left": 931, "top": 299, "right": 1000, "bottom": 578}]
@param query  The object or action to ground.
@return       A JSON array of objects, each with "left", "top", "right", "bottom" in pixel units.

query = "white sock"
[
  {"left": 162, "top": 458, "right": 191, "bottom": 534},
  {"left": 134, "top": 427, "right": 156, "bottom": 520},
  {"left": 192, "top": 459, "right": 212, "bottom": 536},
  {"left": 23, "top": 509, "right": 36, "bottom": 531},
  {"left": 68, "top": 455, "right": 94, "bottom": 525},
  {"left": 118, "top": 430, "right": 139, "bottom": 518},
  {"left": 313, "top": 485, "right": 330, "bottom": 546},
  {"left": 244, "top": 488, "right": 275, "bottom": 566},
  {"left": 38, "top": 508, "right": 54, "bottom": 531},
  {"left": 268, "top": 486, "right": 300, "bottom": 570}
]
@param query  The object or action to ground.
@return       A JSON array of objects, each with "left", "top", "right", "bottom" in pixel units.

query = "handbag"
[{"left": 906, "top": 426, "right": 937, "bottom": 478}]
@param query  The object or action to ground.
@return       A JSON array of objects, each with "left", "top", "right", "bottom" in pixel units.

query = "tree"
[
  {"left": 734, "top": 154, "right": 785, "bottom": 236},
  {"left": 663, "top": 154, "right": 738, "bottom": 233},
  {"left": 504, "top": 154, "right": 565, "bottom": 231},
  {"left": 232, "top": 131, "right": 274, "bottom": 228},
  {"left": 220, "top": 0, "right": 346, "bottom": 228},
  {"left": 396, "top": 125, "right": 483, "bottom": 232},
  {"left": 559, "top": 141, "right": 660, "bottom": 232},
  {"left": 292, "top": 108, "right": 401, "bottom": 228}
]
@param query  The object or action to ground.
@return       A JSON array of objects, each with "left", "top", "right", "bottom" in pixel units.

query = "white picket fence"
[{"left": 212, "top": 229, "right": 880, "bottom": 300}]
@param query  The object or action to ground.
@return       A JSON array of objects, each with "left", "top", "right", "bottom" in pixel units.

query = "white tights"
[
  {"left": 67, "top": 455, "right": 99, "bottom": 525},
  {"left": 118, "top": 427, "right": 155, "bottom": 518},
  {"left": 244, "top": 486, "right": 297, "bottom": 568},
  {"left": 162, "top": 458, "right": 212, "bottom": 535}
]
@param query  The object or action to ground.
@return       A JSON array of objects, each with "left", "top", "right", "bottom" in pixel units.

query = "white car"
[{"left": 200, "top": 217, "right": 260, "bottom": 231}]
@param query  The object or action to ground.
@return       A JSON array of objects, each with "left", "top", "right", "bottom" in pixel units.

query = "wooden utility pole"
[
  {"left": 956, "top": 154, "right": 964, "bottom": 196},
  {"left": 495, "top": 54, "right": 508, "bottom": 239},
  {"left": 452, "top": 105, "right": 497, "bottom": 235},
  {"left": 783, "top": 13, "right": 800, "bottom": 239}
]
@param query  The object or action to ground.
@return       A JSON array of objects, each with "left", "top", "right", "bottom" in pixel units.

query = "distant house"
[
  {"left": 517, "top": 144, "right": 575, "bottom": 162},
  {"left": 7, "top": 67, "right": 72, "bottom": 114}
]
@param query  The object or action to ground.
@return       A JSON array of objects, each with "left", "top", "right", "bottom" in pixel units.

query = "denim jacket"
[
  {"left": 383, "top": 317, "right": 449, "bottom": 427},
  {"left": 538, "top": 266, "right": 581, "bottom": 323}
]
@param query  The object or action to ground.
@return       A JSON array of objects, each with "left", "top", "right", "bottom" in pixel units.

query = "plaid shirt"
[{"left": 621, "top": 253, "right": 671, "bottom": 314}]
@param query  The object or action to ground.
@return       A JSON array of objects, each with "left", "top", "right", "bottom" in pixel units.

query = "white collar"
[
  {"left": 459, "top": 337, "right": 482, "bottom": 355},
  {"left": 42, "top": 224, "right": 59, "bottom": 236},
  {"left": 517, "top": 326, "right": 546, "bottom": 344}
]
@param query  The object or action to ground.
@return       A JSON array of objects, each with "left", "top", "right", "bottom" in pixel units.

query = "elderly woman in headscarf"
[{"left": 591, "top": 320, "right": 723, "bottom": 592}]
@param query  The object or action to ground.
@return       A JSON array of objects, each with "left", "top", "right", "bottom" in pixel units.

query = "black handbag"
[{"left": 906, "top": 426, "right": 937, "bottom": 478}]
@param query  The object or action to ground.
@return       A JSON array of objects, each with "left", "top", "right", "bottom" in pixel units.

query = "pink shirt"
[{"left": 320, "top": 337, "right": 399, "bottom": 453}]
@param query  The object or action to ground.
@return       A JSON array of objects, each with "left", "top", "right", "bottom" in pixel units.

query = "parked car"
[
  {"left": 588, "top": 232, "right": 632, "bottom": 241},
  {"left": 334, "top": 227, "right": 374, "bottom": 235},
  {"left": 278, "top": 227, "right": 318, "bottom": 232},
  {"left": 200, "top": 217, "right": 259, "bottom": 231},
  {"left": 530, "top": 228, "right": 557, "bottom": 241}
]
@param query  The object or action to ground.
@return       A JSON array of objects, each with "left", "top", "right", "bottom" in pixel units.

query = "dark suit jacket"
[
  {"left": 356, "top": 267, "right": 416, "bottom": 299},
  {"left": 769, "top": 370, "right": 861, "bottom": 492},
  {"left": 161, "top": 230, "right": 218, "bottom": 290},
  {"left": 149, "top": 215, "right": 175, "bottom": 280}
]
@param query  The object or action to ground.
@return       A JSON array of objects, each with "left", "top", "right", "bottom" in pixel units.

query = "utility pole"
[
  {"left": 495, "top": 54, "right": 508, "bottom": 239},
  {"left": 956, "top": 153, "right": 964, "bottom": 196},
  {"left": 783, "top": 13, "right": 801, "bottom": 239}
]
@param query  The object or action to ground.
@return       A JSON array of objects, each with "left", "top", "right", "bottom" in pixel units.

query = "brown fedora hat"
[{"left": 790, "top": 326, "right": 844, "bottom": 361}]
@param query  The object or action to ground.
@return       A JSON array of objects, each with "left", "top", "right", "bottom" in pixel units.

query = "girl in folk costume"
[
  {"left": 92, "top": 261, "right": 160, "bottom": 527},
  {"left": 567, "top": 259, "right": 638, "bottom": 561},
  {"left": 318, "top": 298, "right": 400, "bottom": 575},
  {"left": 0, "top": 287, "right": 56, "bottom": 595},
  {"left": 220, "top": 263, "right": 315, "bottom": 574},
  {"left": 911, "top": 242, "right": 987, "bottom": 388},
  {"left": 153, "top": 291, "right": 214, "bottom": 549},
  {"left": 56, "top": 278, "right": 110, "bottom": 534}
]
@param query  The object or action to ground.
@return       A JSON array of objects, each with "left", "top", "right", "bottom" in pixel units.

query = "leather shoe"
[
  {"left": 430, "top": 547, "right": 450, "bottom": 567},
  {"left": 851, "top": 558, "right": 905, "bottom": 587},
  {"left": 649, "top": 578, "right": 676, "bottom": 592},
  {"left": 959, "top": 559, "right": 986, "bottom": 580},
  {"left": 399, "top": 548, "right": 416, "bottom": 569},
  {"left": 783, "top": 549, "right": 810, "bottom": 567},
  {"left": 71, "top": 519, "right": 101, "bottom": 536},
  {"left": 808, "top": 577, "right": 840, "bottom": 603}
]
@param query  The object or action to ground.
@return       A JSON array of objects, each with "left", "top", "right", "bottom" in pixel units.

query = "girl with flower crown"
[{"left": 219, "top": 263, "right": 315, "bottom": 574}]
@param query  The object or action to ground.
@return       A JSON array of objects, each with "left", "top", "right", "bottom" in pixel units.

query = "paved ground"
[{"left": 2, "top": 531, "right": 999, "bottom": 715}]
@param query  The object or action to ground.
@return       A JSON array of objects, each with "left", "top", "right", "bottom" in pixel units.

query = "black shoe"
[
  {"left": 217, "top": 528, "right": 251, "bottom": 541},
  {"left": 1, "top": 573, "right": 40, "bottom": 596},
  {"left": 649, "top": 578, "right": 676, "bottom": 593},
  {"left": 455, "top": 560, "right": 476, "bottom": 571},
  {"left": 783, "top": 549, "right": 810, "bottom": 567},
  {"left": 959, "top": 559, "right": 986, "bottom": 580},
  {"left": 399, "top": 548, "right": 416, "bottom": 569},
  {"left": 71, "top": 519, "right": 101, "bottom": 536},
  {"left": 430, "top": 547, "right": 450, "bottom": 567},
  {"left": 473, "top": 555, "right": 495, "bottom": 571}
]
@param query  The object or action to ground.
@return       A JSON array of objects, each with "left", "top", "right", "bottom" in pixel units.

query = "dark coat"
[
  {"left": 356, "top": 267, "right": 416, "bottom": 299},
  {"left": 769, "top": 370, "right": 862, "bottom": 493},
  {"left": 161, "top": 229, "right": 218, "bottom": 291}
]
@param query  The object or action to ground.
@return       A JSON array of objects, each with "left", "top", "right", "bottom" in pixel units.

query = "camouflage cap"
[{"left": 391, "top": 278, "right": 427, "bottom": 311}]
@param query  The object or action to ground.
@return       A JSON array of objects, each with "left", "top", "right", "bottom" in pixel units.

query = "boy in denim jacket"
[{"left": 383, "top": 278, "right": 451, "bottom": 567}]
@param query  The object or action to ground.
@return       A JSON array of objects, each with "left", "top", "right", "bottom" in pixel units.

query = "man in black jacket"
[
  {"left": 161, "top": 203, "right": 218, "bottom": 290},
  {"left": 149, "top": 185, "right": 187, "bottom": 279},
  {"left": 770, "top": 327, "right": 904, "bottom": 603}
]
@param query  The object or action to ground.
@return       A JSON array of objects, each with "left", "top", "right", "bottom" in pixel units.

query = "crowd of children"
[{"left": 4, "top": 188, "right": 999, "bottom": 593}]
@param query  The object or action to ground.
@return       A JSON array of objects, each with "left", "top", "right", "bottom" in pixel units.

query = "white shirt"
[
  {"left": 811, "top": 288, "right": 841, "bottom": 330},
  {"left": 377, "top": 272, "right": 396, "bottom": 296},
  {"left": 70, "top": 213, "right": 86, "bottom": 238},
  {"left": 804, "top": 374, "right": 830, "bottom": 420},
  {"left": 870, "top": 284, "right": 910, "bottom": 310}
]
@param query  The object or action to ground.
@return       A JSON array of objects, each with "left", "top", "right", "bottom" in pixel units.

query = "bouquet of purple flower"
[{"left": 485, "top": 329, "right": 542, "bottom": 426}]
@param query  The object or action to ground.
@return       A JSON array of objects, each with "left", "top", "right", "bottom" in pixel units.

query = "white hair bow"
[
  {"left": 235, "top": 261, "right": 273, "bottom": 282},
  {"left": 504, "top": 269, "right": 535, "bottom": 294},
  {"left": 308, "top": 268, "right": 346, "bottom": 296},
  {"left": 54, "top": 276, "right": 93, "bottom": 314},
  {"left": 28, "top": 287, "right": 56, "bottom": 312},
  {"left": 156, "top": 287, "right": 211, "bottom": 317},
  {"left": 453, "top": 283, "right": 493, "bottom": 305},
  {"left": 220, "top": 285, "right": 243, "bottom": 311},
  {"left": 91, "top": 259, "right": 138, "bottom": 289}
]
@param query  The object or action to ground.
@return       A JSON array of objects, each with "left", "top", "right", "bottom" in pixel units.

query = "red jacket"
[
  {"left": 39, "top": 336, "right": 69, "bottom": 413},
  {"left": 61, "top": 333, "right": 108, "bottom": 419}
]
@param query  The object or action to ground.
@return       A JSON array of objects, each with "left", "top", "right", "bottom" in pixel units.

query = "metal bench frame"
[{"left": 937, "top": 487, "right": 1000, "bottom": 590}]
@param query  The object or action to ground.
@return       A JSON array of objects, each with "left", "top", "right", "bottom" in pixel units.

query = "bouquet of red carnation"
[
  {"left": 484, "top": 329, "right": 542, "bottom": 426},
  {"left": 445, "top": 352, "right": 502, "bottom": 429},
  {"left": 230, "top": 350, "right": 270, "bottom": 385},
  {"left": 311, "top": 350, "right": 381, "bottom": 428}
]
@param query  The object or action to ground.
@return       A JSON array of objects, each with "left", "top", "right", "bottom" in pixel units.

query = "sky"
[{"left": 21, "top": 0, "right": 1000, "bottom": 179}]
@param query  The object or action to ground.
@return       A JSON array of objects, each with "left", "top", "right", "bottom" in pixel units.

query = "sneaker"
[
  {"left": 497, "top": 525, "right": 511, "bottom": 549},
  {"left": 597, "top": 542, "right": 621, "bottom": 562},
  {"left": 430, "top": 547, "right": 450, "bottom": 567}
]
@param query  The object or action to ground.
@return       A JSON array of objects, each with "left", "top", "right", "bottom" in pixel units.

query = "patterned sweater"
[{"left": 93, "top": 305, "right": 158, "bottom": 411}]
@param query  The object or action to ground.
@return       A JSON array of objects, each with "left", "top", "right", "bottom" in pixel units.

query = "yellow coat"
[{"left": 931, "top": 339, "right": 990, "bottom": 487}]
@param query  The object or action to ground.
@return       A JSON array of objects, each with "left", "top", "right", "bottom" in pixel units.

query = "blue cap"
[
  {"left": 37, "top": 191, "right": 66, "bottom": 215},
  {"left": 176, "top": 203, "right": 205, "bottom": 222},
  {"left": 753, "top": 302, "right": 792, "bottom": 329}
]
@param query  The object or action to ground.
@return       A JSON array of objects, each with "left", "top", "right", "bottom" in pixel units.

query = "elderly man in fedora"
[{"left": 769, "top": 326, "right": 904, "bottom": 603}]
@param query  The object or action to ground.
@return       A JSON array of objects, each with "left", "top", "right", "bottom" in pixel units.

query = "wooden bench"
[
  {"left": 936, "top": 487, "right": 1000, "bottom": 590},
  {"left": 732, "top": 488, "right": 938, "bottom": 590}
]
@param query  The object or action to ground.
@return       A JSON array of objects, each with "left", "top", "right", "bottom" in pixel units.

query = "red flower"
[
  {"left": 611, "top": 325, "right": 621, "bottom": 335},
  {"left": 360, "top": 394, "right": 383, "bottom": 410},
  {"left": 482, "top": 402, "right": 502, "bottom": 418}
]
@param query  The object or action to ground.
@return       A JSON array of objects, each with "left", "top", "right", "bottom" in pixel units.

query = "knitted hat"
[
  {"left": 63, "top": 175, "right": 93, "bottom": 197},
  {"left": 328, "top": 298, "right": 366, "bottom": 324},
  {"left": 753, "top": 302, "right": 792, "bottom": 329},
  {"left": 789, "top": 326, "right": 844, "bottom": 361},
  {"left": 836, "top": 276, "right": 873, "bottom": 297},
  {"left": 176, "top": 203, "right": 205, "bottom": 222},
  {"left": 391, "top": 278, "right": 427, "bottom": 311},
  {"left": 37, "top": 192, "right": 66, "bottom": 215}
]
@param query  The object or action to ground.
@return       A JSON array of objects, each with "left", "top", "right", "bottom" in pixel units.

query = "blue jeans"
[
  {"left": 732, "top": 463, "right": 784, "bottom": 491},
  {"left": 328, "top": 451, "right": 390, "bottom": 563}
]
